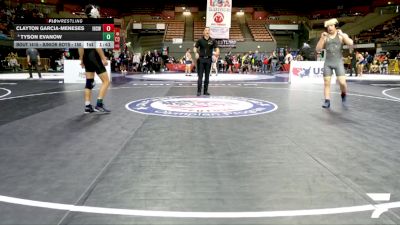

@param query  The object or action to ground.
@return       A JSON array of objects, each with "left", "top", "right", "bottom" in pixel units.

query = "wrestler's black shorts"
[{"left": 83, "top": 49, "right": 107, "bottom": 74}]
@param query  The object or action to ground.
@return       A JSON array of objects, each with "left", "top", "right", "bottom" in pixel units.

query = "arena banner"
[
  {"left": 64, "top": 60, "right": 111, "bottom": 84},
  {"left": 210, "top": 27, "right": 229, "bottom": 39},
  {"left": 289, "top": 60, "right": 336, "bottom": 84},
  {"left": 216, "top": 39, "right": 237, "bottom": 48},
  {"left": 206, "top": 0, "right": 232, "bottom": 29}
]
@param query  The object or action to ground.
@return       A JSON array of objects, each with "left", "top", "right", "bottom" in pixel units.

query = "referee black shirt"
[{"left": 195, "top": 37, "right": 218, "bottom": 58}]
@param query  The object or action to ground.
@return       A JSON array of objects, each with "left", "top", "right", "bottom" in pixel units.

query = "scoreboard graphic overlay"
[{"left": 14, "top": 18, "right": 115, "bottom": 49}]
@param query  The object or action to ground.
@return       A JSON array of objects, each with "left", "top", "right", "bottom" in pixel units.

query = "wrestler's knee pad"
[{"left": 85, "top": 78, "right": 95, "bottom": 89}]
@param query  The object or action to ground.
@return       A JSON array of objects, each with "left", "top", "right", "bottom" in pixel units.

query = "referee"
[{"left": 193, "top": 27, "right": 220, "bottom": 96}]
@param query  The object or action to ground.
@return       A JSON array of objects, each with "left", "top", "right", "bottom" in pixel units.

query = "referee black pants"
[
  {"left": 197, "top": 57, "right": 212, "bottom": 93},
  {"left": 28, "top": 61, "right": 41, "bottom": 78}
]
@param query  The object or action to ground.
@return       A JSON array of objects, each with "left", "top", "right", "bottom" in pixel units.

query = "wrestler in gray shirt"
[
  {"left": 316, "top": 18, "right": 353, "bottom": 108},
  {"left": 324, "top": 34, "right": 346, "bottom": 77}
]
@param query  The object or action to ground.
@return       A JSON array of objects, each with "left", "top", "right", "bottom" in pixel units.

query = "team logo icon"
[
  {"left": 213, "top": 12, "right": 224, "bottom": 23},
  {"left": 292, "top": 67, "right": 311, "bottom": 78},
  {"left": 126, "top": 96, "right": 277, "bottom": 118}
]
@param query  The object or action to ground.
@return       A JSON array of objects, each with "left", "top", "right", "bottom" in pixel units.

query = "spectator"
[
  {"left": 262, "top": 54, "right": 269, "bottom": 74},
  {"left": 151, "top": 49, "right": 161, "bottom": 73},
  {"left": 8, "top": 53, "right": 19, "bottom": 72},
  {"left": 119, "top": 51, "right": 128, "bottom": 74},
  {"left": 380, "top": 54, "right": 389, "bottom": 74},
  {"left": 132, "top": 53, "right": 141, "bottom": 72},
  {"left": 269, "top": 51, "right": 278, "bottom": 74},
  {"left": 349, "top": 50, "right": 358, "bottom": 77},
  {"left": 224, "top": 51, "right": 233, "bottom": 73},
  {"left": 184, "top": 48, "right": 193, "bottom": 76},
  {"left": 284, "top": 51, "right": 293, "bottom": 64},
  {"left": 364, "top": 52, "right": 373, "bottom": 73}
]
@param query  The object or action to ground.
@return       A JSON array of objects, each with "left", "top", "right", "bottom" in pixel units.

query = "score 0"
[
  {"left": 103, "top": 32, "right": 115, "bottom": 41},
  {"left": 102, "top": 24, "right": 115, "bottom": 42},
  {"left": 102, "top": 24, "right": 114, "bottom": 32}
]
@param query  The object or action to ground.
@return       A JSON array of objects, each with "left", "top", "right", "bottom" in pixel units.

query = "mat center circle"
[{"left": 125, "top": 96, "right": 278, "bottom": 118}]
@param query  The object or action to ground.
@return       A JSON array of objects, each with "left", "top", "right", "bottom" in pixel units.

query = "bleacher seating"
[
  {"left": 267, "top": 8, "right": 298, "bottom": 16},
  {"left": 229, "top": 20, "right": 244, "bottom": 41},
  {"left": 247, "top": 20, "right": 274, "bottom": 42},
  {"left": 265, "top": 19, "right": 293, "bottom": 24},
  {"left": 164, "top": 21, "right": 185, "bottom": 42},
  {"left": 356, "top": 16, "right": 400, "bottom": 44},
  {"left": 193, "top": 21, "right": 205, "bottom": 41}
]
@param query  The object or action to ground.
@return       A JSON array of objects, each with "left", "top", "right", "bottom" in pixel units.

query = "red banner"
[{"left": 114, "top": 28, "right": 120, "bottom": 50}]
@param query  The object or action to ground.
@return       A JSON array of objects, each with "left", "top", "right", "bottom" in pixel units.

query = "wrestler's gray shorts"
[{"left": 323, "top": 61, "right": 346, "bottom": 77}]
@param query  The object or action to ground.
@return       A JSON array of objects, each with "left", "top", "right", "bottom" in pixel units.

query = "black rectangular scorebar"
[{"left": 14, "top": 18, "right": 115, "bottom": 49}]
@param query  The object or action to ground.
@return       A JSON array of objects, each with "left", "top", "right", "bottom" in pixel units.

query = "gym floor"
[{"left": 0, "top": 73, "right": 400, "bottom": 225}]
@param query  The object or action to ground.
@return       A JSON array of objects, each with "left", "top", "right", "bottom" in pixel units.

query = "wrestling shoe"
[
  {"left": 322, "top": 99, "right": 330, "bottom": 108},
  {"left": 84, "top": 104, "right": 95, "bottom": 114},
  {"left": 95, "top": 104, "right": 111, "bottom": 113}
]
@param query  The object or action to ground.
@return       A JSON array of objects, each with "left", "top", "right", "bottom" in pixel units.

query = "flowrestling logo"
[{"left": 125, "top": 96, "right": 277, "bottom": 118}]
